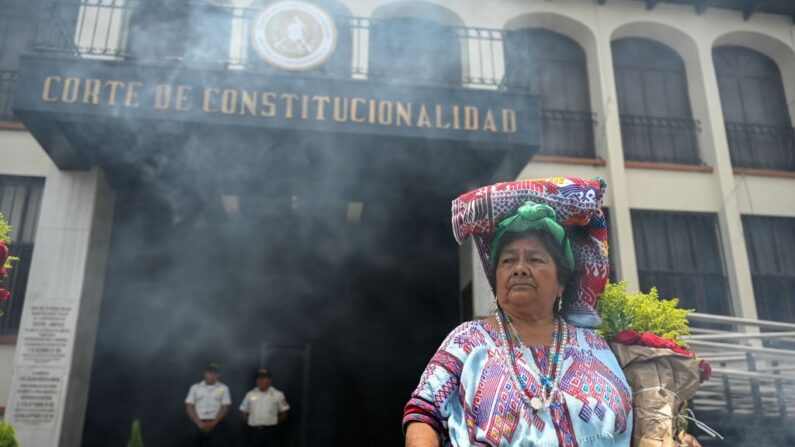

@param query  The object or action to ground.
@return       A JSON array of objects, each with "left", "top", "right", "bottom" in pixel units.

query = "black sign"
[{"left": 15, "top": 56, "right": 539, "bottom": 148}]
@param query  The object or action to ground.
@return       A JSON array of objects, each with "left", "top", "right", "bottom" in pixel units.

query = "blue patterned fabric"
[{"left": 403, "top": 320, "right": 633, "bottom": 446}]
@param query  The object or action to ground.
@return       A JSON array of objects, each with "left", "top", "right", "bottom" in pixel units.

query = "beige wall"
[
  {"left": 0, "top": 131, "right": 51, "bottom": 177},
  {"left": 0, "top": 345, "right": 13, "bottom": 415},
  {"left": 0, "top": 130, "right": 49, "bottom": 410},
  {"left": 383, "top": 0, "right": 795, "bottom": 320}
]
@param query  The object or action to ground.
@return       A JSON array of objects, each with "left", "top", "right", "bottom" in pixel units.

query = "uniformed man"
[
  {"left": 184, "top": 363, "right": 232, "bottom": 447},
  {"left": 239, "top": 368, "right": 290, "bottom": 447}
]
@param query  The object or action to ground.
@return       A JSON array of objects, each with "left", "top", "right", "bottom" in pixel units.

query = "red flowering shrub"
[
  {"left": 0, "top": 214, "right": 16, "bottom": 307},
  {"left": 0, "top": 240, "right": 8, "bottom": 276}
]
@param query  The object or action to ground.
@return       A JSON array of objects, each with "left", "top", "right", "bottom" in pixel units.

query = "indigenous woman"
[{"left": 403, "top": 178, "right": 702, "bottom": 447}]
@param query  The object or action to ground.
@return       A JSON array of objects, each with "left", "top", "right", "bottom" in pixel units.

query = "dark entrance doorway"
[
  {"left": 81, "top": 176, "right": 461, "bottom": 446},
  {"left": 14, "top": 48, "right": 538, "bottom": 447}
]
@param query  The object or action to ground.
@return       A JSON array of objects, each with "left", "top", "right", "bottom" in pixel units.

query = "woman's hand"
[
  {"left": 405, "top": 422, "right": 441, "bottom": 447},
  {"left": 679, "top": 433, "right": 702, "bottom": 447}
]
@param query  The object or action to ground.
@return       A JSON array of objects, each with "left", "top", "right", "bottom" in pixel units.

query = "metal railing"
[
  {"left": 725, "top": 122, "right": 795, "bottom": 171},
  {"left": 687, "top": 312, "right": 795, "bottom": 419},
  {"left": 500, "top": 77, "right": 598, "bottom": 158},
  {"left": 60, "top": 0, "right": 506, "bottom": 87},
  {"left": 539, "top": 109, "right": 597, "bottom": 158},
  {"left": 620, "top": 114, "right": 702, "bottom": 164}
]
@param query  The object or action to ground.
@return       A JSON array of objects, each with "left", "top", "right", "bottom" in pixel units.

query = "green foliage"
[
  {"left": 0, "top": 422, "right": 20, "bottom": 447},
  {"left": 0, "top": 213, "right": 10, "bottom": 243},
  {"left": 127, "top": 419, "right": 144, "bottom": 447},
  {"left": 598, "top": 281, "right": 693, "bottom": 347},
  {"left": 0, "top": 212, "right": 18, "bottom": 272}
]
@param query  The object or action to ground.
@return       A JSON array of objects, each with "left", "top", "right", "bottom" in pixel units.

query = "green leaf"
[
  {"left": 127, "top": 419, "right": 144, "bottom": 447},
  {"left": 0, "top": 422, "right": 20, "bottom": 447},
  {"left": 0, "top": 212, "right": 17, "bottom": 273}
]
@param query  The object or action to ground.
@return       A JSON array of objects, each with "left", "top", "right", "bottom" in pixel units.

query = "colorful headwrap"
[
  {"left": 490, "top": 201, "right": 574, "bottom": 271},
  {"left": 451, "top": 177, "right": 609, "bottom": 328}
]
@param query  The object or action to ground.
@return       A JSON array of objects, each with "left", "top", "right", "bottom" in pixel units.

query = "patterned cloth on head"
[
  {"left": 451, "top": 177, "right": 609, "bottom": 328},
  {"left": 402, "top": 320, "right": 633, "bottom": 446}
]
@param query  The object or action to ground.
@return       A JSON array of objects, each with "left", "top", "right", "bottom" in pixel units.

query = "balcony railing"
[
  {"left": 726, "top": 122, "right": 795, "bottom": 171},
  {"left": 539, "top": 109, "right": 597, "bottom": 158},
  {"left": 620, "top": 114, "right": 701, "bottom": 164},
  {"left": 687, "top": 313, "right": 795, "bottom": 421},
  {"left": 501, "top": 79, "right": 598, "bottom": 158},
  {"left": 55, "top": 0, "right": 505, "bottom": 87}
]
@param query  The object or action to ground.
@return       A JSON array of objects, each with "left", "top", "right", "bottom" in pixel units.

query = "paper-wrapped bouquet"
[{"left": 598, "top": 282, "right": 712, "bottom": 447}]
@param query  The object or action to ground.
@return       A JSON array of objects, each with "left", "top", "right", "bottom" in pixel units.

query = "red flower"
[
  {"left": 615, "top": 330, "right": 695, "bottom": 357},
  {"left": 0, "top": 288, "right": 10, "bottom": 302},
  {"left": 699, "top": 359, "right": 712, "bottom": 382},
  {"left": 638, "top": 332, "right": 680, "bottom": 350},
  {"left": 615, "top": 330, "right": 641, "bottom": 344}
]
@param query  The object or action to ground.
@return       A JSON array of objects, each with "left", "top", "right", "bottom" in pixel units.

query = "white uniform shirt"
[
  {"left": 185, "top": 380, "right": 231, "bottom": 420},
  {"left": 239, "top": 386, "right": 290, "bottom": 427}
]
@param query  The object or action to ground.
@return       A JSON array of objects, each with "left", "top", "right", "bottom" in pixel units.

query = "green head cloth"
[{"left": 490, "top": 201, "right": 575, "bottom": 270}]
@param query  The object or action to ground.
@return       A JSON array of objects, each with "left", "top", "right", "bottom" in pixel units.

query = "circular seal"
[{"left": 250, "top": 1, "right": 338, "bottom": 71}]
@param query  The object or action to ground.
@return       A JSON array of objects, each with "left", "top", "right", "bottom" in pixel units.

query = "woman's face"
[{"left": 495, "top": 235, "right": 564, "bottom": 313}]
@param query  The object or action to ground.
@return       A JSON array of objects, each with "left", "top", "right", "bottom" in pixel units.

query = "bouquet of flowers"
[
  {"left": 599, "top": 282, "right": 711, "bottom": 447},
  {"left": 0, "top": 212, "right": 17, "bottom": 314}
]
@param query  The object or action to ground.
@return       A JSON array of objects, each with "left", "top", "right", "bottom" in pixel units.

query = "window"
[
  {"left": 0, "top": 176, "right": 44, "bottom": 335},
  {"left": 714, "top": 46, "right": 794, "bottom": 171},
  {"left": 126, "top": 1, "right": 231, "bottom": 66},
  {"left": 632, "top": 211, "right": 730, "bottom": 318},
  {"left": 0, "top": 0, "right": 45, "bottom": 121},
  {"left": 613, "top": 38, "right": 700, "bottom": 164},
  {"left": 742, "top": 216, "right": 795, "bottom": 323},
  {"left": 503, "top": 28, "right": 595, "bottom": 158},
  {"left": 368, "top": 17, "right": 461, "bottom": 85}
]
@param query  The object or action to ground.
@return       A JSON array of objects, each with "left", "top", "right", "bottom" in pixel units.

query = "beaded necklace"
[{"left": 495, "top": 307, "right": 569, "bottom": 412}]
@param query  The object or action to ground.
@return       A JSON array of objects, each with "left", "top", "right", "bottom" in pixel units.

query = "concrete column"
[
  {"left": 5, "top": 167, "right": 115, "bottom": 446},
  {"left": 692, "top": 42, "right": 759, "bottom": 321},
  {"left": 592, "top": 31, "right": 639, "bottom": 290}
]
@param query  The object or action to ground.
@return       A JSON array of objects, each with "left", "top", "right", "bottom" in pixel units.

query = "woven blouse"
[{"left": 403, "top": 320, "right": 633, "bottom": 446}]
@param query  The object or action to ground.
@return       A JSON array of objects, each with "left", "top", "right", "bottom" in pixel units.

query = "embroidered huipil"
[{"left": 403, "top": 320, "right": 633, "bottom": 446}]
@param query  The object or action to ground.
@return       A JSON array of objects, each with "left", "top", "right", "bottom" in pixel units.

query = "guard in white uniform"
[
  {"left": 184, "top": 363, "right": 232, "bottom": 447},
  {"left": 239, "top": 368, "right": 290, "bottom": 447}
]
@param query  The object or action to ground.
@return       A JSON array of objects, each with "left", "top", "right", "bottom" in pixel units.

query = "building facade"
[{"left": 1, "top": 0, "right": 794, "bottom": 445}]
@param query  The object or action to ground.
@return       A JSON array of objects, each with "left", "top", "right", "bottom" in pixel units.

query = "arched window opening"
[
  {"left": 613, "top": 38, "right": 700, "bottom": 164},
  {"left": 503, "top": 28, "right": 594, "bottom": 158},
  {"left": 126, "top": 0, "right": 232, "bottom": 67},
  {"left": 714, "top": 46, "right": 794, "bottom": 171},
  {"left": 368, "top": 17, "right": 462, "bottom": 86}
]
